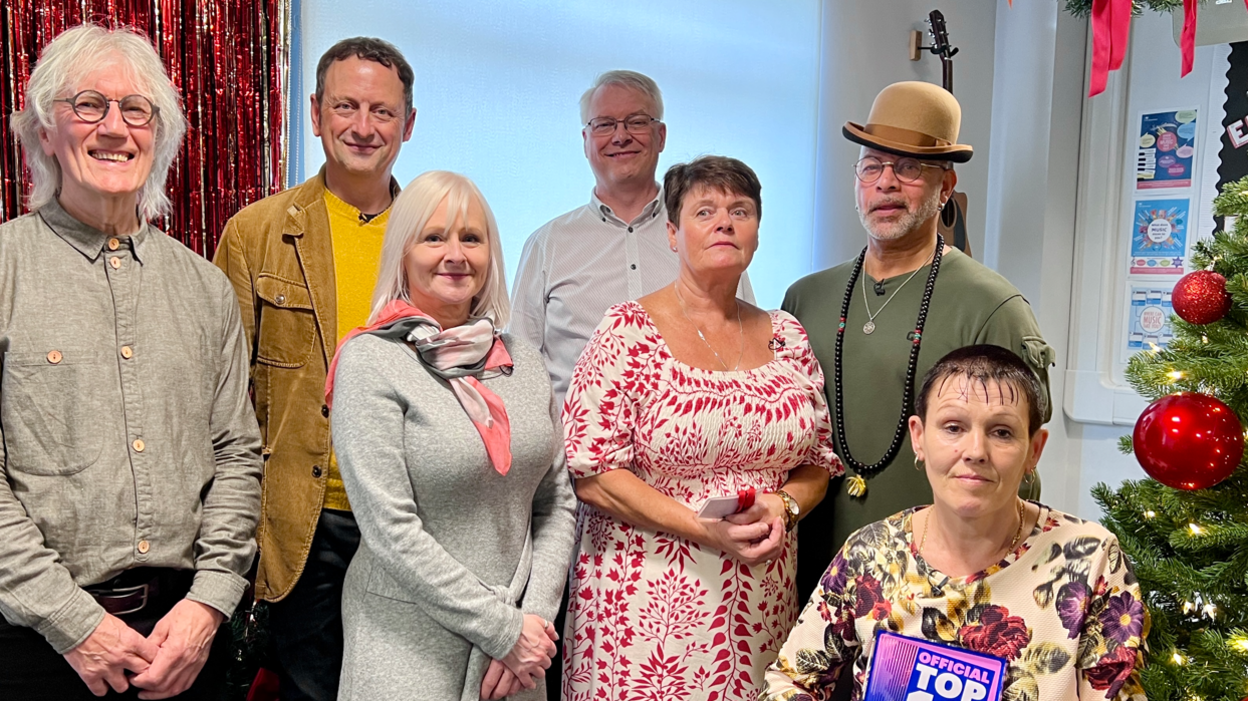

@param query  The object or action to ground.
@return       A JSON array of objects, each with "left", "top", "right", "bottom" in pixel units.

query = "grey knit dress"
[{"left": 331, "top": 330, "right": 577, "bottom": 701}]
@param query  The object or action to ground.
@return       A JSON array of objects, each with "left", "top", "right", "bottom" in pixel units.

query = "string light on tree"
[{"left": 1095, "top": 175, "right": 1248, "bottom": 700}]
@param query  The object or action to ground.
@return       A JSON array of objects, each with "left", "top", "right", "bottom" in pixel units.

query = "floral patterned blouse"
[
  {"left": 561, "top": 302, "right": 841, "bottom": 700},
  {"left": 760, "top": 504, "right": 1147, "bottom": 701}
]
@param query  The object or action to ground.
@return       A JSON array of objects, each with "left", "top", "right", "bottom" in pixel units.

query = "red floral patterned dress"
[{"left": 561, "top": 302, "right": 841, "bottom": 700}]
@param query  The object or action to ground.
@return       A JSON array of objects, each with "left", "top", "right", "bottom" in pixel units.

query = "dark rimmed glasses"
[
  {"left": 586, "top": 113, "right": 661, "bottom": 136},
  {"left": 854, "top": 156, "right": 949, "bottom": 184},
  {"left": 55, "top": 90, "right": 158, "bottom": 127}
]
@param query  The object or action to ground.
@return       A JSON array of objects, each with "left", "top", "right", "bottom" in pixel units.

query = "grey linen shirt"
[
  {"left": 510, "top": 188, "right": 755, "bottom": 408},
  {"left": 0, "top": 201, "right": 262, "bottom": 653}
]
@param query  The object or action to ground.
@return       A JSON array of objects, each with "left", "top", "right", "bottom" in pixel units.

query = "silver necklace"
[
  {"left": 860, "top": 250, "right": 936, "bottom": 334},
  {"left": 675, "top": 285, "right": 744, "bottom": 371}
]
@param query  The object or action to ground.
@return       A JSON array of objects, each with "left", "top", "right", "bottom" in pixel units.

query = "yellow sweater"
[{"left": 324, "top": 189, "right": 390, "bottom": 511}]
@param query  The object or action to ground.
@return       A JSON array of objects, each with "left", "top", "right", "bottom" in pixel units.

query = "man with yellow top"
[{"left": 213, "top": 37, "right": 415, "bottom": 701}]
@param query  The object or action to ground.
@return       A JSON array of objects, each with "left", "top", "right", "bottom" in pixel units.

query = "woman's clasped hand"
[
  {"left": 481, "top": 614, "right": 557, "bottom": 699},
  {"left": 703, "top": 498, "right": 786, "bottom": 567}
]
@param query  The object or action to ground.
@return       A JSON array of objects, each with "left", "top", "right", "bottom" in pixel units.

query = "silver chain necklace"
[
  {"left": 859, "top": 250, "right": 936, "bottom": 335},
  {"left": 675, "top": 285, "right": 744, "bottom": 371}
]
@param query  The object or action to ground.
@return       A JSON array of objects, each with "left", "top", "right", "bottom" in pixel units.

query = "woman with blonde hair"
[{"left": 327, "top": 171, "right": 577, "bottom": 701}]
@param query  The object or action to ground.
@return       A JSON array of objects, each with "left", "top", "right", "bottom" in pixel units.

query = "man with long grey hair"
[
  {"left": 214, "top": 36, "right": 415, "bottom": 701},
  {"left": 1, "top": 24, "right": 262, "bottom": 700}
]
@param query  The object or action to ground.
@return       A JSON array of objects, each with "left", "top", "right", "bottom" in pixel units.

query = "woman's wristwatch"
[{"left": 775, "top": 490, "right": 799, "bottom": 531}]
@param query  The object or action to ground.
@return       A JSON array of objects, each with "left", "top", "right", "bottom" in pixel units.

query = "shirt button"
[
  {"left": 132, "top": 438, "right": 145, "bottom": 452},
  {"left": 628, "top": 227, "right": 634, "bottom": 233},
  {"left": 275, "top": 294, "right": 286, "bottom": 305},
  {"left": 137, "top": 540, "right": 150, "bottom": 554},
  {"left": 107, "top": 238, "right": 120, "bottom": 251},
  {"left": 321, "top": 404, "right": 329, "bottom": 417},
  {"left": 46, "top": 350, "right": 63, "bottom": 364},
  {"left": 630, "top": 264, "right": 637, "bottom": 270},
  {"left": 109, "top": 256, "right": 122, "bottom": 269},
  {"left": 120, "top": 345, "right": 133, "bottom": 359},
  {"left": 312, "top": 465, "right": 323, "bottom": 478}
]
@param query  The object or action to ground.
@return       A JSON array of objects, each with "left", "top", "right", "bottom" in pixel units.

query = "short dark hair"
[
  {"left": 315, "top": 37, "right": 414, "bottom": 114},
  {"left": 914, "top": 345, "right": 1047, "bottom": 437},
  {"left": 663, "top": 156, "right": 762, "bottom": 225}
]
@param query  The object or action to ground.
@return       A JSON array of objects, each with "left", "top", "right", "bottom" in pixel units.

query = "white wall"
[
  {"left": 297, "top": 0, "right": 821, "bottom": 310},
  {"left": 292, "top": 0, "right": 1221, "bottom": 521},
  {"left": 1063, "top": 12, "right": 1233, "bottom": 518},
  {"left": 813, "top": 0, "right": 999, "bottom": 269},
  {"left": 983, "top": 2, "right": 1087, "bottom": 516}
]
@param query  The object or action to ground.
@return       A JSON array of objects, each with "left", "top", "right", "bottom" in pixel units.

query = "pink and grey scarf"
[{"left": 325, "top": 299, "right": 513, "bottom": 475}]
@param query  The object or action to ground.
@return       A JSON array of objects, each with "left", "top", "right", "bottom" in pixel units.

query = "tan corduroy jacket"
[{"left": 213, "top": 169, "right": 366, "bottom": 601}]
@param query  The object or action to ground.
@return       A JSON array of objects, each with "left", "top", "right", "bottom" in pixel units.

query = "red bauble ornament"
[
  {"left": 1171, "top": 270, "right": 1231, "bottom": 325},
  {"left": 1133, "top": 392, "right": 1243, "bottom": 491}
]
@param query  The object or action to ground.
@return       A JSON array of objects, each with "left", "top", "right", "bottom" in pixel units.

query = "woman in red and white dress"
[{"left": 560, "top": 156, "right": 842, "bottom": 700}]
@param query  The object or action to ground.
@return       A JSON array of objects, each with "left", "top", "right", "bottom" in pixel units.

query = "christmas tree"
[{"left": 1096, "top": 175, "right": 1248, "bottom": 701}]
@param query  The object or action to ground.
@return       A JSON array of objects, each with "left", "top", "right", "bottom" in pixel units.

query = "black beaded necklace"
[{"left": 833, "top": 235, "right": 944, "bottom": 497}]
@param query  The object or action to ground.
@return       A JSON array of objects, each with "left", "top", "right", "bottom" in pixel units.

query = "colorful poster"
[
  {"left": 1127, "top": 285, "right": 1175, "bottom": 354},
  {"left": 1137, "top": 109, "right": 1198, "bottom": 189},
  {"left": 864, "top": 632, "right": 1006, "bottom": 701},
  {"left": 1130, "top": 199, "right": 1189, "bottom": 274}
]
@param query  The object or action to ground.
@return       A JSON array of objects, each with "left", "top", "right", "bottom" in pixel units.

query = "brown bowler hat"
[{"left": 843, "top": 81, "right": 973, "bottom": 163}]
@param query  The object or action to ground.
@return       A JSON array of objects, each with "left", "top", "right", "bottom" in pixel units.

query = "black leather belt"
[{"left": 85, "top": 569, "right": 190, "bottom": 617}]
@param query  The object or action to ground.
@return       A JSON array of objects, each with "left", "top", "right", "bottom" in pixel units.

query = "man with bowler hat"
[{"left": 783, "top": 81, "right": 1054, "bottom": 606}]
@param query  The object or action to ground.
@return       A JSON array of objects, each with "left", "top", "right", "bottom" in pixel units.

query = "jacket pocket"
[
  {"left": 1, "top": 349, "right": 106, "bottom": 476},
  {"left": 254, "top": 274, "right": 317, "bottom": 368}
]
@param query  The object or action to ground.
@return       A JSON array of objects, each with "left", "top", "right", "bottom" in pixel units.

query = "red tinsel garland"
[{"left": 0, "top": 0, "right": 289, "bottom": 259}]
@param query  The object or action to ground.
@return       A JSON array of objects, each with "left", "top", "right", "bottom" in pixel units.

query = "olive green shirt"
[
  {"left": 782, "top": 248, "right": 1053, "bottom": 601},
  {"left": 0, "top": 201, "right": 262, "bottom": 653}
]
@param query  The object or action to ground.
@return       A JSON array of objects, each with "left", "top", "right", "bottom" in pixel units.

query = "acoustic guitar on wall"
[{"left": 912, "top": 9, "right": 972, "bottom": 258}]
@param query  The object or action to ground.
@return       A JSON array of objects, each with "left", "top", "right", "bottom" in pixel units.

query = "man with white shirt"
[{"left": 511, "top": 70, "right": 753, "bottom": 408}]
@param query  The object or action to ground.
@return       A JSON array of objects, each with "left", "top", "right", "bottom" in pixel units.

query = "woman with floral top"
[{"left": 761, "top": 345, "right": 1147, "bottom": 701}]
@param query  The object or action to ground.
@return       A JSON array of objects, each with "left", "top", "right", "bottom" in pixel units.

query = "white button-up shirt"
[{"left": 510, "top": 188, "right": 754, "bottom": 407}]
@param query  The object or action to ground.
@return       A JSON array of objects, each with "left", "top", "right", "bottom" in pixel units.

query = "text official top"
[
  {"left": 0, "top": 200, "right": 262, "bottom": 653},
  {"left": 510, "top": 188, "right": 754, "bottom": 408}
]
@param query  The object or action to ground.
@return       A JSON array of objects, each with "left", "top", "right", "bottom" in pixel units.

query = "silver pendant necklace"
[
  {"left": 675, "top": 284, "right": 744, "bottom": 371},
  {"left": 860, "top": 250, "right": 935, "bottom": 335}
]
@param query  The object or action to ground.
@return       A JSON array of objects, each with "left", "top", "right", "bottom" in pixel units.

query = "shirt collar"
[
  {"left": 590, "top": 185, "right": 665, "bottom": 227},
  {"left": 38, "top": 198, "right": 151, "bottom": 262}
]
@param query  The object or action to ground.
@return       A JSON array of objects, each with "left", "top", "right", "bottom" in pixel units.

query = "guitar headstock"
[{"left": 927, "top": 10, "right": 959, "bottom": 60}]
